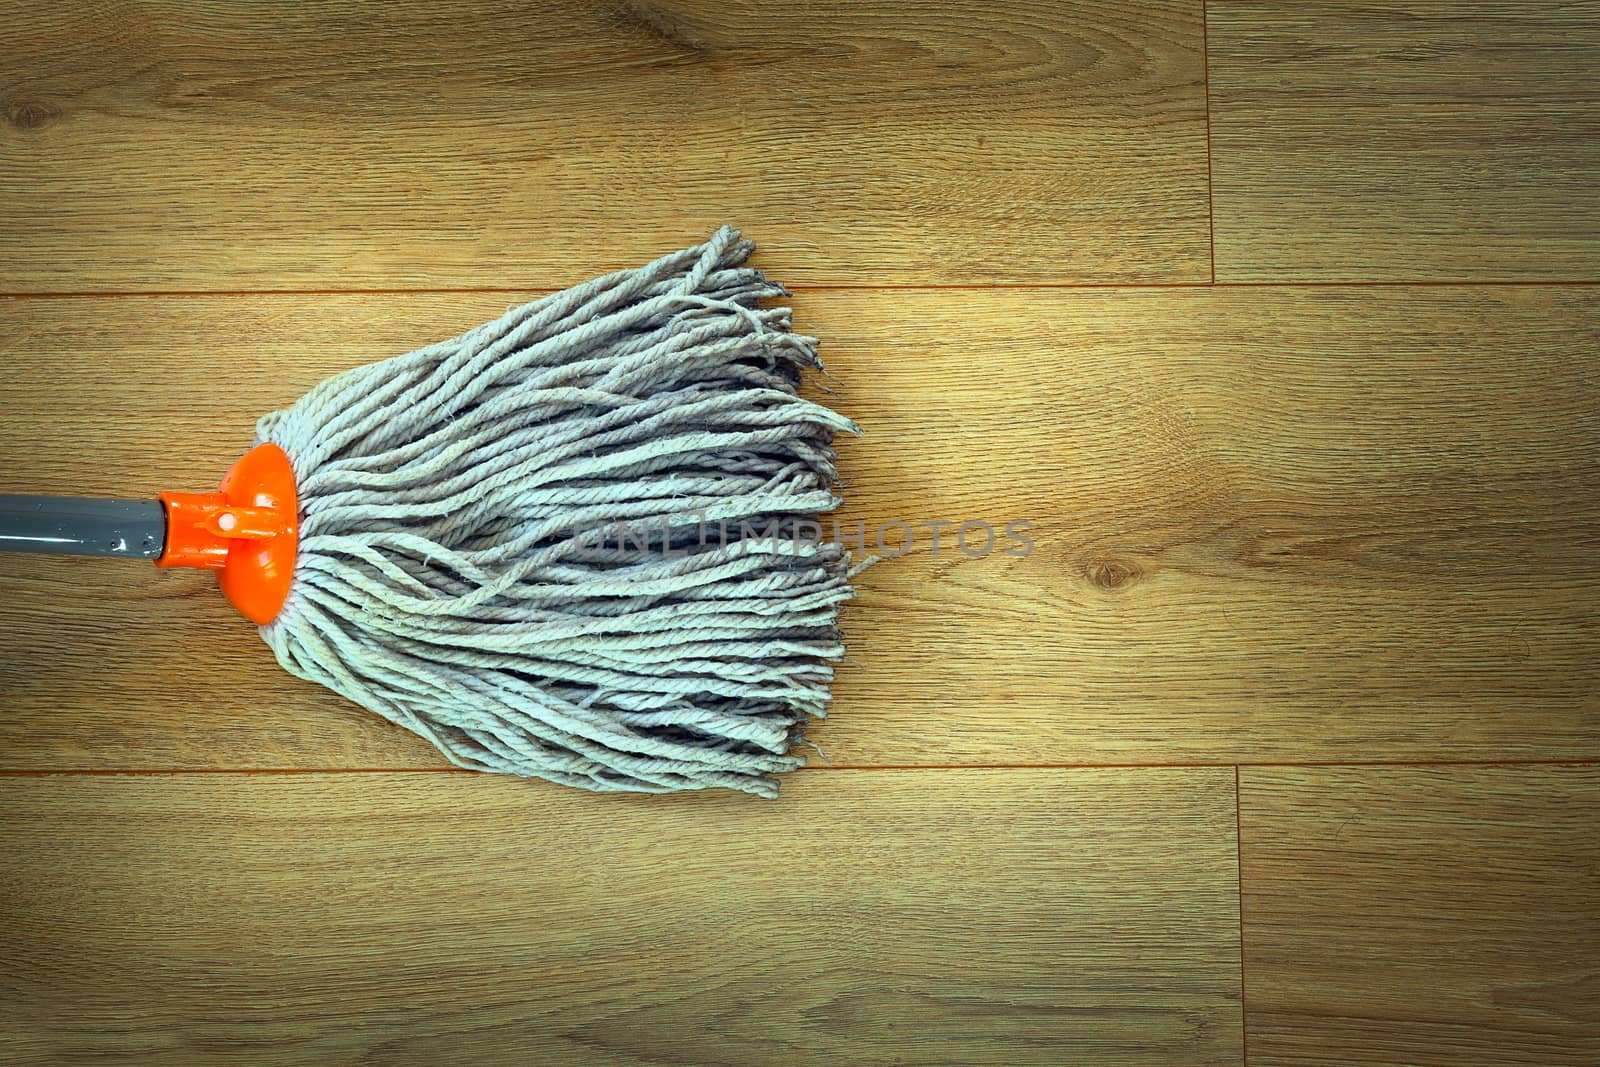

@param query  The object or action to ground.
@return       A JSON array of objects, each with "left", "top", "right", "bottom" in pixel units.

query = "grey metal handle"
[{"left": 0, "top": 495, "right": 166, "bottom": 559}]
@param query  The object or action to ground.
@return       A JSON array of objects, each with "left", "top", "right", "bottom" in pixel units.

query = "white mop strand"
[{"left": 256, "top": 227, "right": 858, "bottom": 796}]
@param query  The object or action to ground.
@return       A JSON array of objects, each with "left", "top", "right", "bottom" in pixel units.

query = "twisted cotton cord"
[{"left": 255, "top": 227, "right": 857, "bottom": 796}]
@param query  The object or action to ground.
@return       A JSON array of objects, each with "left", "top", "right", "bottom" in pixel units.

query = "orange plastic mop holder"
[{"left": 158, "top": 443, "right": 299, "bottom": 624}]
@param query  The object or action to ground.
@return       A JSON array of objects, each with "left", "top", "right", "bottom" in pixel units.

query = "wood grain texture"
[
  {"left": 0, "top": 767, "right": 1241, "bottom": 1066},
  {"left": 1240, "top": 765, "right": 1600, "bottom": 1066},
  {"left": 0, "top": 0, "right": 1209, "bottom": 291},
  {"left": 1208, "top": 1, "right": 1600, "bottom": 281},
  {"left": 2, "top": 285, "right": 1598, "bottom": 770}
]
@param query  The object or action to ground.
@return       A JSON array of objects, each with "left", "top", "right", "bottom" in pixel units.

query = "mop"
[{"left": 0, "top": 227, "right": 858, "bottom": 797}]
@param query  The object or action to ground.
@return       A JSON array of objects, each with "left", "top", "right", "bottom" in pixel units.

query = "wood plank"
[
  {"left": 1239, "top": 765, "right": 1600, "bottom": 1066},
  {"left": 0, "top": 0, "right": 1209, "bottom": 291},
  {"left": 2, "top": 286, "right": 1598, "bottom": 770},
  {"left": 0, "top": 767, "right": 1241, "bottom": 1065},
  {"left": 1208, "top": 1, "right": 1600, "bottom": 281}
]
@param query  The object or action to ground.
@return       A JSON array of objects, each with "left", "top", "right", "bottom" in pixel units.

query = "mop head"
[{"left": 254, "top": 227, "right": 857, "bottom": 796}]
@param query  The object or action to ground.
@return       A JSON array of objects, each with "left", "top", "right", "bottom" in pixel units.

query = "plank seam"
[
  {"left": 4, "top": 757, "right": 1599, "bottom": 777},
  {"left": 1236, "top": 764, "right": 1250, "bottom": 1067},
  {"left": 1201, "top": 0, "right": 1217, "bottom": 284},
  {"left": 4, "top": 279, "right": 1599, "bottom": 299}
]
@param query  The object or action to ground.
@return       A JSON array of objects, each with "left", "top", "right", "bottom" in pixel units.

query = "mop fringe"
[{"left": 255, "top": 227, "right": 857, "bottom": 796}]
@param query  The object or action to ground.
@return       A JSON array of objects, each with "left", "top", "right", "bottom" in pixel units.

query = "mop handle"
[{"left": 0, "top": 495, "right": 166, "bottom": 559}]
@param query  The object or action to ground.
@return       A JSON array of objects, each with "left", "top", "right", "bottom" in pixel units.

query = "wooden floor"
[{"left": 1, "top": 2, "right": 1596, "bottom": 1064}]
